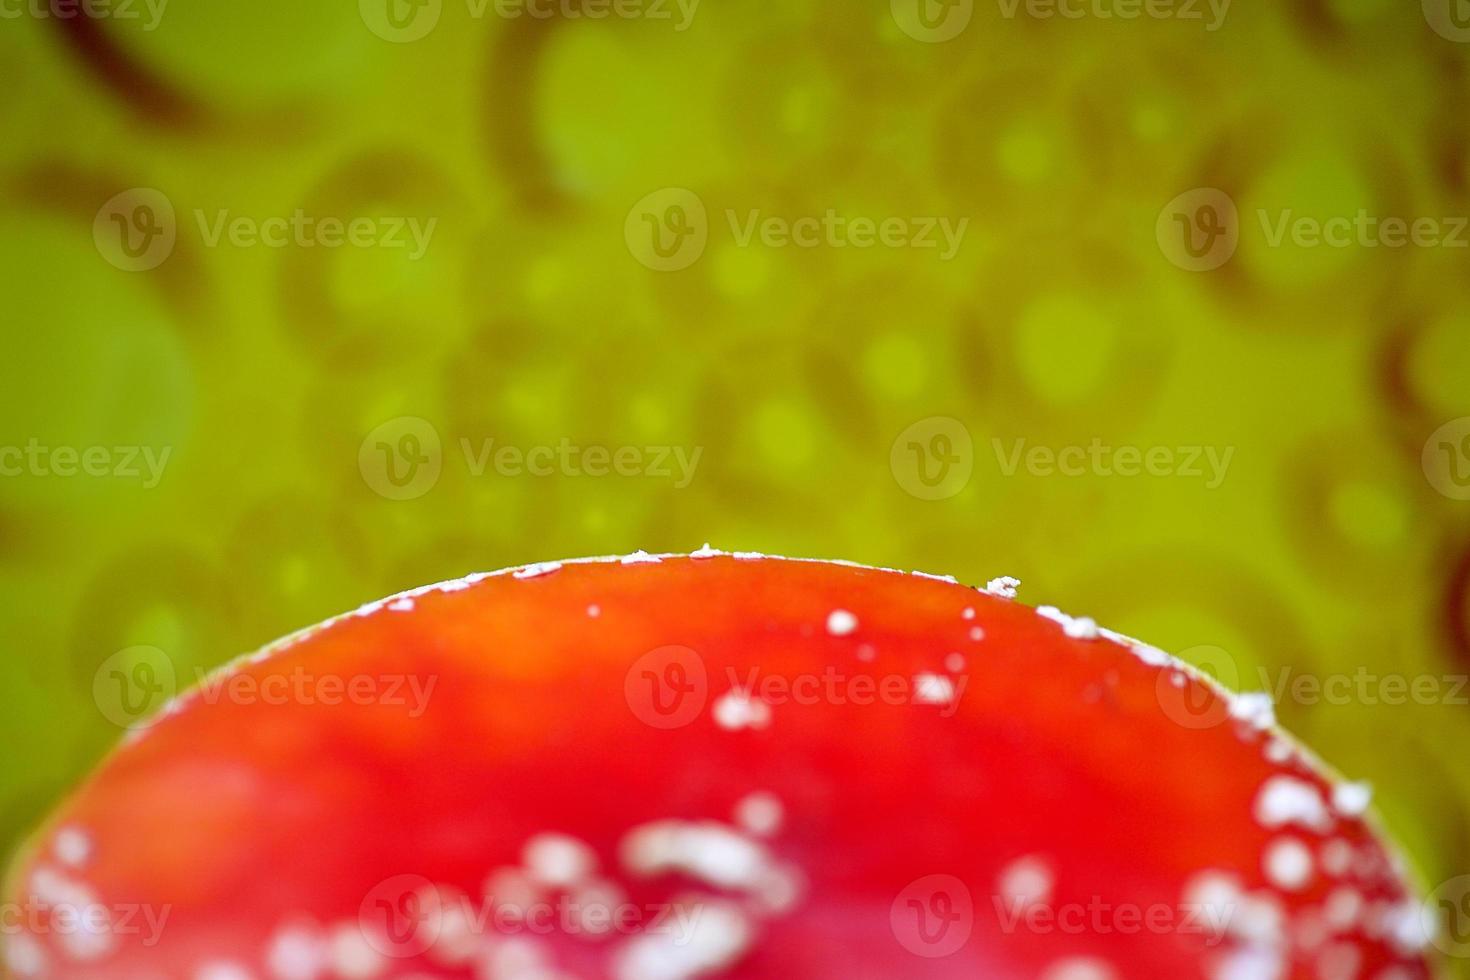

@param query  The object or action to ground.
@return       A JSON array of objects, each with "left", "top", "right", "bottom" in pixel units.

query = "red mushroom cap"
[{"left": 1, "top": 551, "right": 1443, "bottom": 980}]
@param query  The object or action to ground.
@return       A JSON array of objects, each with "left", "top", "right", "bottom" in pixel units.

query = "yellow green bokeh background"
[{"left": 2, "top": 0, "right": 1470, "bottom": 967}]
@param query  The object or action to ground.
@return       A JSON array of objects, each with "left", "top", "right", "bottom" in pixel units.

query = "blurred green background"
[{"left": 2, "top": 0, "right": 1469, "bottom": 962}]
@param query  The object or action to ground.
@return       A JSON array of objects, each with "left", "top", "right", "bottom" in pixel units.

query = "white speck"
[
  {"left": 1229, "top": 693, "right": 1276, "bottom": 731},
  {"left": 750, "top": 862, "right": 804, "bottom": 917},
  {"left": 523, "top": 833, "right": 598, "bottom": 889},
  {"left": 1264, "top": 739, "right": 1292, "bottom": 764},
  {"left": 1214, "top": 946, "right": 1284, "bottom": 980},
  {"left": 691, "top": 543, "right": 723, "bottom": 559},
  {"left": 1039, "top": 957, "right": 1118, "bottom": 980},
  {"left": 968, "top": 626, "right": 985, "bottom": 641},
  {"left": 4, "top": 934, "right": 46, "bottom": 978},
  {"left": 985, "top": 576, "right": 1020, "bottom": 598},
  {"left": 611, "top": 900, "right": 752, "bottom": 980},
  {"left": 620, "top": 551, "right": 661, "bottom": 565},
  {"left": 513, "top": 561, "right": 562, "bottom": 579},
  {"left": 998, "top": 856, "right": 1054, "bottom": 907},
  {"left": 1181, "top": 871, "right": 1245, "bottom": 943},
  {"left": 587, "top": 604, "right": 601, "bottom": 618},
  {"left": 1320, "top": 839, "right": 1353, "bottom": 877},
  {"left": 1331, "top": 781, "right": 1372, "bottom": 817},
  {"left": 713, "top": 691, "right": 772, "bottom": 731},
  {"left": 733, "top": 792, "right": 784, "bottom": 838},
  {"left": 1315, "top": 941, "right": 1361, "bottom": 980},
  {"left": 1323, "top": 887, "right": 1363, "bottom": 932},
  {"left": 1036, "top": 605, "right": 1099, "bottom": 640},
  {"left": 825, "top": 609, "right": 858, "bottom": 636},
  {"left": 913, "top": 672, "right": 956, "bottom": 705},
  {"left": 944, "top": 652, "right": 966, "bottom": 673},
  {"left": 479, "top": 937, "right": 551, "bottom": 978},
  {"left": 1382, "top": 899, "right": 1433, "bottom": 955},
  {"left": 1264, "top": 837, "right": 1313, "bottom": 891},
  {"left": 195, "top": 964, "right": 253, "bottom": 980},
  {"left": 567, "top": 878, "right": 627, "bottom": 938},
  {"left": 53, "top": 827, "right": 92, "bottom": 869},
  {"left": 621, "top": 821, "right": 771, "bottom": 892},
  {"left": 266, "top": 922, "right": 327, "bottom": 980},
  {"left": 856, "top": 644, "right": 876, "bottom": 662},
  {"left": 484, "top": 867, "right": 541, "bottom": 920},
  {"left": 386, "top": 597, "right": 414, "bottom": 612},
  {"left": 328, "top": 923, "right": 384, "bottom": 979},
  {"left": 1254, "top": 775, "right": 1332, "bottom": 832},
  {"left": 961, "top": 606, "right": 975, "bottom": 620}
]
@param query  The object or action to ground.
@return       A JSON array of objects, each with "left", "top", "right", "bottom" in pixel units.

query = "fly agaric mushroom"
[{"left": 1, "top": 550, "right": 1442, "bottom": 980}]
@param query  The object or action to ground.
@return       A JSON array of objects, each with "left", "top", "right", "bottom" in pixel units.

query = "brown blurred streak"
[
  {"left": 7, "top": 161, "right": 211, "bottom": 330},
  {"left": 484, "top": 16, "right": 571, "bottom": 214},
  {"left": 50, "top": 18, "right": 320, "bottom": 141},
  {"left": 50, "top": 15, "right": 203, "bottom": 129},
  {"left": 1443, "top": 536, "right": 1470, "bottom": 674}
]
